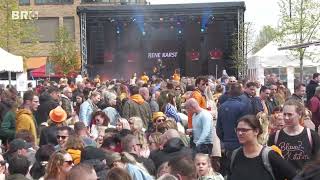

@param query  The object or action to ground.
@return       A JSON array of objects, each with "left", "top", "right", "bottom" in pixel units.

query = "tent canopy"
[
  {"left": 248, "top": 41, "right": 320, "bottom": 69},
  {"left": 0, "top": 48, "right": 24, "bottom": 72}
]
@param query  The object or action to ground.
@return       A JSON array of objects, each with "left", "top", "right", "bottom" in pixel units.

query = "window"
[
  {"left": 35, "top": 0, "right": 73, "bottom": 5},
  {"left": 35, "top": 17, "right": 59, "bottom": 42},
  {"left": 19, "top": 0, "right": 30, "bottom": 5},
  {"left": 63, "top": 17, "right": 75, "bottom": 40}
]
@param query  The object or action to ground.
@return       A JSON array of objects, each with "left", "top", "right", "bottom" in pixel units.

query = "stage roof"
[{"left": 77, "top": 2, "right": 246, "bottom": 17}]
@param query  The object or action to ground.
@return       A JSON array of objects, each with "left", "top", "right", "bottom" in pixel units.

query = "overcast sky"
[{"left": 148, "top": 0, "right": 280, "bottom": 35}]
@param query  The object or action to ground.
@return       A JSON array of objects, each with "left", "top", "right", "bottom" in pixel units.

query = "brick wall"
[{"left": 19, "top": 0, "right": 147, "bottom": 56}]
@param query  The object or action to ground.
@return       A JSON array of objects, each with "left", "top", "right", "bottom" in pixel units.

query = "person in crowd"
[
  {"left": 44, "top": 150, "right": 74, "bottom": 180},
  {"left": 308, "top": 86, "right": 320, "bottom": 132},
  {"left": 65, "top": 135, "right": 84, "bottom": 165},
  {"left": 61, "top": 87, "right": 74, "bottom": 118},
  {"left": 204, "top": 84, "right": 218, "bottom": 119},
  {"left": 15, "top": 130, "right": 37, "bottom": 164},
  {"left": 150, "top": 129, "right": 192, "bottom": 169},
  {"left": 288, "top": 83, "right": 306, "bottom": 104},
  {"left": 67, "top": 163, "right": 98, "bottom": 180},
  {"left": 102, "top": 92, "right": 120, "bottom": 126},
  {"left": 90, "top": 111, "right": 109, "bottom": 139},
  {"left": 241, "top": 81, "right": 263, "bottom": 115},
  {"left": 106, "top": 152, "right": 153, "bottom": 180},
  {"left": 152, "top": 112, "right": 167, "bottom": 132},
  {"left": 55, "top": 126, "right": 74, "bottom": 151},
  {"left": 188, "top": 76, "right": 208, "bottom": 128},
  {"left": 128, "top": 116, "right": 145, "bottom": 134},
  {"left": 74, "top": 122, "right": 97, "bottom": 147},
  {"left": 259, "top": 86, "right": 271, "bottom": 114},
  {"left": 216, "top": 83, "right": 249, "bottom": 176},
  {"left": 106, "top": 167, "right": 132, "bottom": 180},
  {"left": 185, "top": 98, "right": 213, "bottom": 154},
  {"left": 213, "top": 84, "right": 224, "bottom": 104},
  {"left": 80, "top": 147, "right": 109, "bottom": 179},
  {"left": 100, "top": 136, "right": 121, "bottom": 153},
  {"left": 293, "top": 154, "right": 320, "bottom": 180},
  {"left": 0, "top": 90, "right": 19, "bottom": 143},
  {"left": 40, "top": 106, "right": 67, "bottom": 146},
  {"left": 7, "top": 154, "right": 30, "bottom": 180},
  {"left": 16, "top": 90, "right": 39, "bottom": 143},
  {"left": 167, "top": 156, "right": 196, "bottom": 180},
  {"left": 122, "top": 85, "right": 152, "bottom": 129},
  {"left": 140, "top": 72, "right": 149, "bottom": 84},
  {"left": 163, "top": 92, "right": 181, "bottom": 123},
  {"left": 229, "top": 114, "right": 296, "bottom": 180},
  {"left": 121, "top": 134, "right": 156, "bottom": 175},
  {"left": 35, "top": 86, "right": 60, "bottom": 125},
  {"left": 269, "top": 107, "right": 285, "bottom": 134},
  {"left": 148, "top": 132, "right": 162, "bottom": 152},
  {"left": 79, "top": 91, "right": 101, "bottom": 127},
  {"left": 73, "top": 92, "right": 84, "bottom": 115},
  {"left": 116, "top": 118, "right": 131, "bottom": 132},
  {"left": 4, "top": 139, "right": 30, "bottom": 163},
  {"left": 267, "top": 84, "right": 280, "bottom": 113},
  {"left": 268, "top": 99, "right": 320, "bottom": 171},
  {"left": 30, "top": 145, "right": 55, "bottom": 180},
  {"left": 194, "top": 153, "right": 224, "bottom": 180},
  {"left": 306, "top": 73, "right": 320, "bottom": 103}
]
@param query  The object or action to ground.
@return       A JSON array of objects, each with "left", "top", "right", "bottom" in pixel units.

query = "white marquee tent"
[
  {"left": 0, "top": 48, "right": 24, "bottom": 72},
  {"left": 248, "top": 41, "right": 320, "bottom": 92}
]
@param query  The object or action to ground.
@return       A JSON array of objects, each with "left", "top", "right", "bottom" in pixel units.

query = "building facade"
[{"left": 18, "top": 0, "right": 147, "bottom": 72}]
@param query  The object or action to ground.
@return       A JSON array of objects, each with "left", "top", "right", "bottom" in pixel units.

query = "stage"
[{"left": 77, "top": 2, "right": 245, "bottom": 80}]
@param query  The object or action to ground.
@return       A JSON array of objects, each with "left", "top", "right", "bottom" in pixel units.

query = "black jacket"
[
  {"left": 34, "top": 93, "right": 59, "bottom": 125},
  {"left": 307, "top": 80, "right": 319, "bottom": 103},
  {"left": 149, "top": 138, "right": 193, "bottom": 169},
  {"left": 39, "top": 125, "right": 58, "bottom": 146},
  {"left": 293, "top": 165, "right": 320, "bottom": 180}
]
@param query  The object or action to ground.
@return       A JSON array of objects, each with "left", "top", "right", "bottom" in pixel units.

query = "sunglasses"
[
  {"left": 64, "top": 160, "right": 73, "bottom": 166},
  {"left": 57, "top": 135, "right": 68, "bottom": 140},
  {"left": 156, "top": 118, "right": 166, "bottom": 123}
]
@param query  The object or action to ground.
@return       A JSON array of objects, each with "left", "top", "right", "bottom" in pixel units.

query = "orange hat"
[
  {"left": 49, "top": 106, "right": 67, "bottom": 123},
  {"left": 152, "top": 112, "right": 166, "bottom": 122}
]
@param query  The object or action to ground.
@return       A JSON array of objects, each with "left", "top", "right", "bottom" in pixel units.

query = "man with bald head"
[
  {"left": 185, "top": 98, "right": 213, "bottom": 155},
  {"left": 149, "top": 129, "right": 192, "bottom": 169}
]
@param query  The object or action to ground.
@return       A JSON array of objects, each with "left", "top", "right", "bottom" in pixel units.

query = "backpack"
[{"left": 230, "top": 146, "right": 276, "bottom": 180}]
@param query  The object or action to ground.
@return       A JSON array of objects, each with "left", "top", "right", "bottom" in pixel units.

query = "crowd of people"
[{"left": 0, "top": 71, "right": 320, "bottom": 180}]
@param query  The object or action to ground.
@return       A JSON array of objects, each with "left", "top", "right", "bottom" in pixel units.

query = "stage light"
[
  {"left": 116, "top": 30, "right": 120, "bottom": 34},
  {"left": 160, "top": 17, "right": 164, "bottom": 21},
  {"left": 142, "top": 31, "right": 146, "bottom": 36},
  {"left": 178, "top": 30, "right": 182, "bottom": 34},
  {"left": 201, "top": 28, "right": 205, "bottom": 32},
  {"left": 132, "top": 18, "right": 136, "bottom": 22}
]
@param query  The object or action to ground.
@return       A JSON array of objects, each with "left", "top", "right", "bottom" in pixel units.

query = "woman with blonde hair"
[
  {"left": 44, "top": 150, "right": 73, "bottom": 180},
  {"left": 116, "top": 118, "right": 131, "bottom": 132},
  {"left": 65, "top": 135, "right": 84, "bottom": 165},
  {"left": 128, "top": 117, "right": 150, "bottom": 158},
  {"left": 148, "top": 132, "right": 162, "bottom": 151}
]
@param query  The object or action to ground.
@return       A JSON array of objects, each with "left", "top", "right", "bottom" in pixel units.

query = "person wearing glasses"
[
  {"left": 55, "top": 126, "right": 73, "bottom": 151},
  {"left": 40, "top": 106, "right": 67, "bottom": 146},
  {"left": 229, "top": 115, "right": 296, "bottom": 180},
  {"left": 44, "top": 150, "right": 74, "bottom": 180}
]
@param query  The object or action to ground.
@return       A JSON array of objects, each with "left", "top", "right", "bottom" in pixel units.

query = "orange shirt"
[{"left": 188, "top": 89, "right": 207, "bottom": 128}]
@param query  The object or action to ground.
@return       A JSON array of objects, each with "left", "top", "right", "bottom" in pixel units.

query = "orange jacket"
[{"left": 188, "top": 89, "right": 207, "bottom": 128}]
